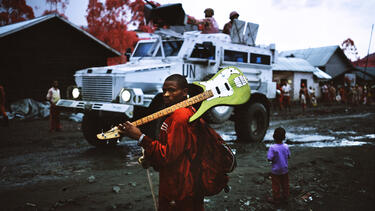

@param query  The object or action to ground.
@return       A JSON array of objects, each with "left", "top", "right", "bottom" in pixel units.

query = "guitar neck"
[{"left": 131, "top": 90, "right": 213, "bottom": 127}]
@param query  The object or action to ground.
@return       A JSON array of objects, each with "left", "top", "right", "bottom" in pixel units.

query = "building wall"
[
  {"left": 292, "top": 72, "right": 320, "bottom": 101},
  {"left": 0, "top": 18, "right": 115, "bottom": 103},
  {"left": 273, "top": 71, "right": 321, "bottom": 101},
  {"left": 325, "top": 51, "right": 351, "bottom": 78}
]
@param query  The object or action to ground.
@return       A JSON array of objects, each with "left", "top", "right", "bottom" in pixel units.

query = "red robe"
[{"left": 140, "top": 107, "right": 204, "bottom": 211}]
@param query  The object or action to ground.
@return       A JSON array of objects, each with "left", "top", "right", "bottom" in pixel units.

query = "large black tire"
[
  {"left": 82, "top": 112, "right": 127, "bottom": 147},
  {"left": 204, "top": 106, "right": 234, "bottom": 124},
  {"left": 235, "top": 102, "right": 268, "bottom": 142},
  {"left": 133, "top": 93, "right": 165, "bottom": 139}
]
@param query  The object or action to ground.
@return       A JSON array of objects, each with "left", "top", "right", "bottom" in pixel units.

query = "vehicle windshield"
[
  {"left": 133, "top": 42, "right": 156, "bottom": 57},
  {"left": 163, "top": 40, "right": 183, "bottom": 56},
  {"left": 133, "top": 40, "right": 183, "bottom": 57}
]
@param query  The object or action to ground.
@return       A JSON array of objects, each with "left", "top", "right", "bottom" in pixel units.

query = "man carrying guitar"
[{"left": 118, "top": 74, "right": 207, "bottom": 211}]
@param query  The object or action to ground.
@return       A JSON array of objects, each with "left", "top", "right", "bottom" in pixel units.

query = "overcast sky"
[{"left": 28, "top": 0, "right": 374, "bottom": 59}]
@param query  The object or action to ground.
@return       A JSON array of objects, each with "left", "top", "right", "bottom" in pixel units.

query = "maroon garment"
[
  {"left": 201, "top": 17, "right": 219, "bottom": 34},
  {"left": 49, "top": 104, "right": 61, "bottom": 131},
  {"left": 140, "top": 107, "right": 204, "bottom": 211},
  {"left": 271, "top": 173, "right": 289, "bottom": 201},
  {"left": 223, "top": 21, "right": 232, "bottom": 34}
]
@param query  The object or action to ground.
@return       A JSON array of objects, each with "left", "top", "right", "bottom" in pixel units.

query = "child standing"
[{"left": 267, "top": 127, "right": 290, "bottom": 204}]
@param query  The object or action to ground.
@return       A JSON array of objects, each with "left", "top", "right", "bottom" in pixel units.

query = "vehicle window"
[
  {"left": 163, "top": 40, "right": 183, "bottom": 56},
  {"left": 250, "top": 53, "right": 271, "bottom": 65},
  {"left": 133, "top": 42, "right": 156, "bottom": 57},
  {"left": 190, "top": 43, "right": 216, "bottom": 60},
  {"left": 224, "top": 50, "right": 248, "bottom": 63}
]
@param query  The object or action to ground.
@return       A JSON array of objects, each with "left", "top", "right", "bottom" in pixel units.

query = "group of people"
[
  {"left": 321, "top": 82, "right": 372, "bottom": 106},
  {"left": 275, "top": 81, "right": 293, "bottom": 112},
  {"left": 274, "top": 80, "right": 373, "bottom": 115},
  {"left": 299, "top": 84, "right": 318, "bottom": 113},
  {"left": 2, "top": 74, "right": 291, "bottom": 209},
  {"left": 188, "top": 8, "right": 239, "bottom": 35}
]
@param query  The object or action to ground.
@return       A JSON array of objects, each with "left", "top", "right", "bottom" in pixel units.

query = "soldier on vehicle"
[
  {"left": 223, "top": 11, "right": 239, "bottom": 35},
  {"left": 190, "top": 8, "right": 219, "bottom": 34}
]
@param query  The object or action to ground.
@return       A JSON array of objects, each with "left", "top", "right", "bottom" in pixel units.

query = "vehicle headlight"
[
  {"left": 72, "top": 88, "right": 80, "bottom": 99},
  {"left": 121, "top": 90, "right": 131, "bottom": 102}
]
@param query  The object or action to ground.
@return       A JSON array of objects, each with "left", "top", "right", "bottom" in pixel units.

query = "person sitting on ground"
[
  {"left": 223, "top": 11, "right": 239, "bottom": 35},
  {"left": 267, "top": 127, "right": 291, "bottom": 204}
]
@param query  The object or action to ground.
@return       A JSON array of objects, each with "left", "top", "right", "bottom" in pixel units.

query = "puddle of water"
[
  {"left": 263, "top": 129, "right": 374, "bottom": 148},
  {"left": 286, "top": 133, "right": 336, "bottom": 143},
  {"left": 119, "top": 129, "right": 374, "bottom": 160},
  {"left": 217, "top": 131, "right": 237, "bottom": 143},
  {"left": 349, "top": 134, "right": 375, "bottom": 140},
  {"left": 251, "top": 128, "right": 373, "bottom": 148},
  {"left": 264, "top": 130, "right": 334, "bottom": 142},
  {"left": 329, "top": 130, "right": 357, "bottom": 135},
  {"left": 295, "top": 139, "right": 369, "bottom": 148}
]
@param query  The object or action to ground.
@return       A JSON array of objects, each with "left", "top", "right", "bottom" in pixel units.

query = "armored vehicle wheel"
[
  {"left": 82, "top": 112, "right": 125, "bottom": 147},
  {"left": 235, "top": 102, "right": 268, "bottom": 142},
  {"left": 204, "top": 106, "right": 234, "bottom": 124}
]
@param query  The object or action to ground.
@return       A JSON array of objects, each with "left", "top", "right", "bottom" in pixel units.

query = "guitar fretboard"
[{"left": 132, "top": 90, "right": 213, "bottom": 127}]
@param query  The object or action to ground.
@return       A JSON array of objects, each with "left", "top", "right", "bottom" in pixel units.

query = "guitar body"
[{"left": 189, "top": 66, "right": 251, "bottom": 122}]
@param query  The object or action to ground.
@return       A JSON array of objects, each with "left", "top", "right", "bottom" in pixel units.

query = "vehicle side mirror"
[{"left": 125, "top": 48, "right": 132, "bottom": 61}]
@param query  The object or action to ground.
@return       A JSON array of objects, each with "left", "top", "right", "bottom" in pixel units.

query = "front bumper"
[{"left": 56, "top": 99, "right": 133, "bottom": 116}]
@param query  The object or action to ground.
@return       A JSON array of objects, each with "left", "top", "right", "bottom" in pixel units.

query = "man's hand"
[{"left": 118, "top": 121, "right": 143, "bottom": 140}]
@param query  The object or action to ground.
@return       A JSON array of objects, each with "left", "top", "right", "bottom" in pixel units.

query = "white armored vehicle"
[{"left": 57, "top": 4, "right": 276, "bottom": 147}]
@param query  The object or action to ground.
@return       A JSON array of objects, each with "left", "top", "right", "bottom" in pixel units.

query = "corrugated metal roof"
[
  {"left": 272, "top": 57, "right": 317, "bottom": 72},
  {"left": 0, "top": 15, "right": 50, "bottom": 37},
  {"left": 0, "top": 14, "right": 121, "bottom": 56},
  {"left": 279, "top": 45, "right": 339, "bottom": 66},
  {"left": 313, "top": 67, "right": 332, "bottom": 80}
]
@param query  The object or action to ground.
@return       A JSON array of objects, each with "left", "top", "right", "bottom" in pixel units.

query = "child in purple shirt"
[{"left": 267, "top": 127, "right": 290, "bottom": 204}]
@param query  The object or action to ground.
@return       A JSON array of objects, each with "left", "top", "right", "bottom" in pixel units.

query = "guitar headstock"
[{"left": 96, "top": 126, "right": 121, "bottom": 140}]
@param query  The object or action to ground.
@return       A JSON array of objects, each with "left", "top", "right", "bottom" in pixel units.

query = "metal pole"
[
  {"left": 147, "top": 168, "right": 158, "bottom": 211},
  {"left": 364, "top": 24, "right": 374, "bottom": 81}
]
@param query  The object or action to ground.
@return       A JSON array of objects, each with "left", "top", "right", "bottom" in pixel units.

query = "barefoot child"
[{"left": 267, "top": 127, "right": 290, "bottom": 204}]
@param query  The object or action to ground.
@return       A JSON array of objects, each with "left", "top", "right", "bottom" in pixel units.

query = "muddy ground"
[{"left": 0, "top": 104, "right": 374, "bottom": 211}]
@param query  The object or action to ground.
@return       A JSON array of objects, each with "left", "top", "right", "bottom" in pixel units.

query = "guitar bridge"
[{"left": 234, "top": 76, "right": 248, "bottom": 87}]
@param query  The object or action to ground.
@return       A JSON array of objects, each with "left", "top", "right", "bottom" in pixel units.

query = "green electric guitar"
[{"left": 97, "top": 66, "right": 251, "bottom": 140}]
